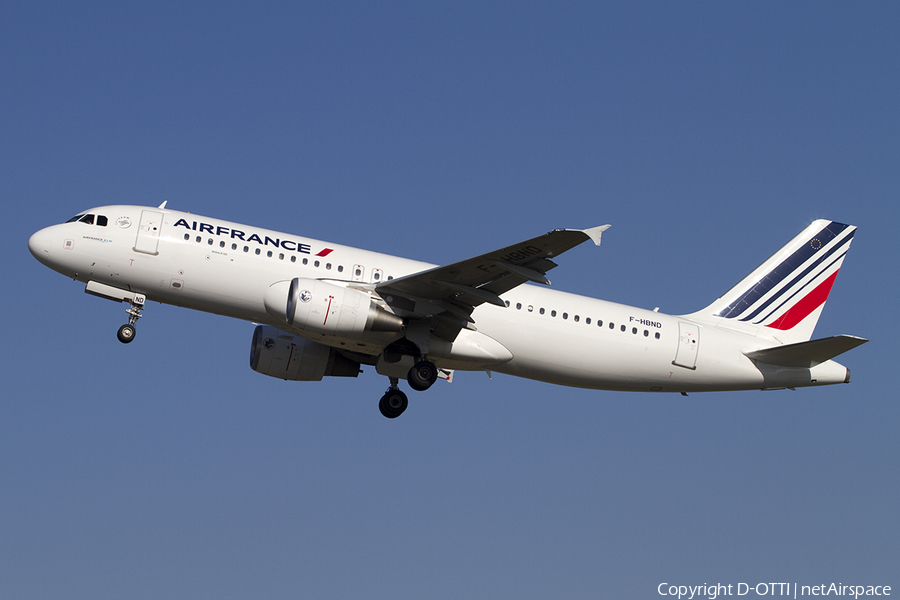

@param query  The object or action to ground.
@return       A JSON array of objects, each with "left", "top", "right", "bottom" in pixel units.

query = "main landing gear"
[
  {"left": 116, "top": 294, "right": 145, "bottom": 344},
  {"left": 378, "top": 359, "right": 439, "bottom": 419},
  {"left": 408, "top": 359, "right": 438, "bottom": 391},
  {"left": 379, "top": 378, "right": 408, "bottom": 419}
]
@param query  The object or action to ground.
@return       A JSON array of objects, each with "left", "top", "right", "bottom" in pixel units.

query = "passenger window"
[
  {"left": 220, "top": 241, "right": 225, "bottom": 248},
  {"left": 574, "top": 315, "right": 580, "bottom": 322},
  {"left": 184, "top": 234, "right": 190, "bottom": 241},
  {"left": 539, "top": 308, "right": 545, "bottom": 315},
  {"left": 609, "top": 322, "right": 615, "bottom": 329},
  {"left": 620, "top": 325, "right": 626, "bottom": 332},
  {"left": 551, "top": 310, "right": 557, "bottom": 317},
  {"left": 97, "top": 216, "right": 108, "bottom": 227},
  {"left": 516, "top": 303, "right": 522, "bottom": 310},
  {"left": 655, "top": 332, "right": 661, "bottom": 340},
  {"left": 562, "top": 313, "right": 568, "bottom": 320},
  {"left": 586, "top": 318, "right": 591, "bottom": 325}
]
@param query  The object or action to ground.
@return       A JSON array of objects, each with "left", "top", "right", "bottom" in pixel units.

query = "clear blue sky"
[{"left": 3, "top": 2, "right": 897, "bottom": 598}]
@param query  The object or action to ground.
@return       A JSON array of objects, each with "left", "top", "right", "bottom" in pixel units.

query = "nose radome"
[{"left": 28, "top": 227, "right": 52, "bottom": 263}]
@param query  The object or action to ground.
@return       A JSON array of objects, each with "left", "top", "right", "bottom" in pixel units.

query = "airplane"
[{"left": 28, "top": 203, "right": 867, "bottom": 418}]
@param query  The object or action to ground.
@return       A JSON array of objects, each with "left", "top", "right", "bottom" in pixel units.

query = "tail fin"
[{"left": 691, "top": 220, "right": 857, "bottom": 343}]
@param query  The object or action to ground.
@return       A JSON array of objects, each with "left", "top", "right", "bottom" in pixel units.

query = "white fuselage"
[{"left": 29, "top": 205, "right": 851, "bottom": 393}]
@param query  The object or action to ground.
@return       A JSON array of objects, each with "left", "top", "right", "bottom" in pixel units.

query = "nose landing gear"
[{"left": 116, "top": 294, "right": 145, "bottom": 344}]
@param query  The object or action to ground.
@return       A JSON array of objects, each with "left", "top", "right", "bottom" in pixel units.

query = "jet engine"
[
  {"left": 264, "top": 277, "right": 403, "bottom": 335},
  {"left": 250, "top": 325, "right": 361, "bottom": 381}
]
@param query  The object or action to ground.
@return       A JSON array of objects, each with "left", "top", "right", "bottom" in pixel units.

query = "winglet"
[{"left": 581, "top": 224, "right": 611, "bottom": 246}]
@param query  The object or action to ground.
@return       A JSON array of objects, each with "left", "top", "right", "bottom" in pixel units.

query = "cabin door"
[
  {"left": 134, "top": 210, "right": 164, "bottom": 255},
  {"left": 673, "top": 322, "right": 700, "bottom": 370}
]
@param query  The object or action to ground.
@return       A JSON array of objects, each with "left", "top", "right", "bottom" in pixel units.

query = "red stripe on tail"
[{"left": 766, "top": 271, "right": 839, "bottom": 331}]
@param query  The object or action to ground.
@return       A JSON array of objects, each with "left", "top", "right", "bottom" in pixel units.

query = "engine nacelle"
[
  {"left": 250, "top": 325, "right": 361, "bottom": 381},
  {"left": 264, "top": 278, "right": 403, "bottom": 335}
]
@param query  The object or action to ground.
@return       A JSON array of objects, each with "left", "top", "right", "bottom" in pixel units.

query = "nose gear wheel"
[
  {"left": 117, "top": 294, "right": 145, "bottom": 344},
  {"left": 117, "top": 324, "right": 136, "bottom": 343}
]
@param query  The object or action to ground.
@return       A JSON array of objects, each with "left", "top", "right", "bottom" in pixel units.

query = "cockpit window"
[{"left": 65, "top": 213, "right": 108, "bottom": 226}]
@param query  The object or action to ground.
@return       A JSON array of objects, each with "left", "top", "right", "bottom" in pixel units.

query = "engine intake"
[
  {"left": 264, "top": 278, "right": 403, "bottom": 335},
  {"left": 250, "top": 325, "right": 361, "bottom": 381}
]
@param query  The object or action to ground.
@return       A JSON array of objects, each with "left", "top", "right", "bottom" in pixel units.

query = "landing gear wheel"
[
  {"left": 407, "top": 360, "right": 438, "bottom": 391},
  {"left": 379, "top": 389, "right": 409, "bottom": 419},
  {"left": 117, "top": 324, "right": 136, "bottom": 344},
  {"left": 117, "top": 294, "right": 145, "bottom": 344}
]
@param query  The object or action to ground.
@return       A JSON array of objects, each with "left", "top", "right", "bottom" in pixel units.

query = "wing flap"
[{"left": 744, "top": 335, "right": 868, "bottom": 368}]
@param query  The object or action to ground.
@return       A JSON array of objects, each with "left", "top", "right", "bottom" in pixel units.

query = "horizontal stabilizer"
[{"left": 744, "top": 335, "right": 868, "bottom": 368}]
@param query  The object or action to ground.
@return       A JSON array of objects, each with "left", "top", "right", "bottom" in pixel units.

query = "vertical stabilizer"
[{"left": 690, "top": 220, "right": 856, "bottom": 344}]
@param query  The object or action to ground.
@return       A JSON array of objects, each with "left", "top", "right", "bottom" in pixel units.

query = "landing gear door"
[
  {"left": 673, "top": 322, "right": 700, "bottom": 370},
  {"left": 134, "top": 210, "right": 163, "bottom": 255}
]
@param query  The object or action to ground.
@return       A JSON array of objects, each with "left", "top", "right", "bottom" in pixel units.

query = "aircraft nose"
[{"left": 28, "top": 227, "right": 53, "bottom": 263}]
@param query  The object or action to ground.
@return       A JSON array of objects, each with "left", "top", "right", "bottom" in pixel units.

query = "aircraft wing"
[{"left": 374, "top": 225, "right": 610, "bottom": 330}]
